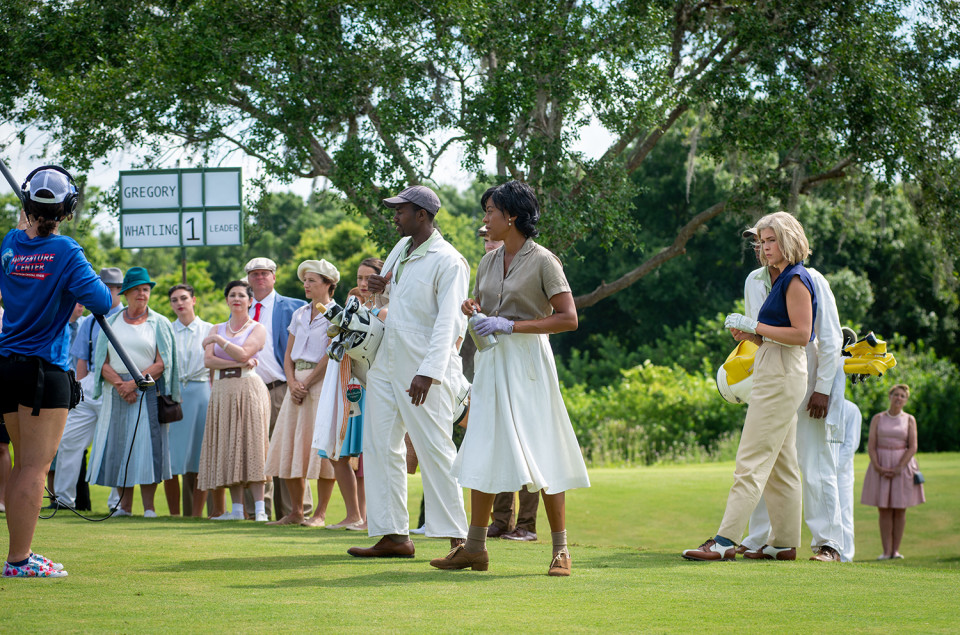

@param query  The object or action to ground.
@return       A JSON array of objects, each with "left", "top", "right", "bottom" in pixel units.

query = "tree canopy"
[{"left": 2, "top": 0, "right": 959, "bottom": 305}]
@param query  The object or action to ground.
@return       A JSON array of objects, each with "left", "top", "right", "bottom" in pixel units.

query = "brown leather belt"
[{"left": 264, "top": 379, "right": 286, "bottom": 391}]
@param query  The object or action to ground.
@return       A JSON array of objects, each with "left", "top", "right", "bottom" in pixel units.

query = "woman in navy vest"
[{"left": 683, "top": 211, "right": 817, "bottom": 562}]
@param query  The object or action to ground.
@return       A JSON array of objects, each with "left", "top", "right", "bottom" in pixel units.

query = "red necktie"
[{"left": 254, "top": 302, "right": 263, "bottom": 322}]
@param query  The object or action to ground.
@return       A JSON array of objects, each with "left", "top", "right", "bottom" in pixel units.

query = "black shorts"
[
  {"left": 0, "top": 356, "right": 72, "bottom": 414},
  {"left": 0, "top": 421, "right": 9, "bottom": 444}
]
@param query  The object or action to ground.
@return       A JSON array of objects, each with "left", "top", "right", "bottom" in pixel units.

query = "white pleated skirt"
[{"left": 453, "top": 333, "right": 590, "bottom": 495}]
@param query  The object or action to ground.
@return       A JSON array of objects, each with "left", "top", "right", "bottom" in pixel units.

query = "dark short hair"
[
  {"left": 224, "top": 280, "right": 253, "bottom": 298},
  {"left": 168, "top": 283, "right": 195, "bottom": 298},
  {"left": 480, "top": 186, "right": 497, "bottom": 213},
  {"left": 359, "top": 257, "right": 384, "bottom": 275},
  {"left": 490, "top": 181, "right": 540, "bottom": 239}
]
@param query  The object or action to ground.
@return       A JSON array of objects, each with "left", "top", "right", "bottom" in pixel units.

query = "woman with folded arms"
[{"left": 197, "top": 280, "right": 271, "bottom": 521}]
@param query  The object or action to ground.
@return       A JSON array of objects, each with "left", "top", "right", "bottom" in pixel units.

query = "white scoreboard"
[{"left": 119, "top": 168, "right": 243, "bottom": 248}]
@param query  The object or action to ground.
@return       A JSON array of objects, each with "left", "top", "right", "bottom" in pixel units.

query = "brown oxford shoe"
[
  {"left": 429, "top": 544, "right": 489, "bottom": 571},
  {"left": 735, "top": 545, "right": 749, "bottom": 556},
  {"left": 347, "top": 536, "right": 415, "bottom": 558},
  {"left": 810, "top": 546, "right": 842, "bottom": 562}
]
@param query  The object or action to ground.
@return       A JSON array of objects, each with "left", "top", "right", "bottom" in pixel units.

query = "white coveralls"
[
  {"left": 831, "top": 398, "right": 863, "bottom": 562},
  {"left": 52, "top": 372, "right": 102, "bottom": 507},
  {"left": 742, "top": 266, "right": 845, "bottom": 553},
  {"left": 364, "top": 230, "right": 470, "bottom": 539}
]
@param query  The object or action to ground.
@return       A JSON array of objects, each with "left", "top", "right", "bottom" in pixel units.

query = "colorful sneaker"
[
  {"left": 29, "top": 553, "right": 65, "bottom": 572},
  {"left": 682, "top": 538, "right": 736, "bottom": 561},
  {"left": 3, "top": 560, "right": 68, "bottom": 578}
]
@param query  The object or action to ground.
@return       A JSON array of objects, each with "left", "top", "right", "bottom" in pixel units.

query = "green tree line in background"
[{"left": 2, "top": 119, "right": 956, "bottom": 461}]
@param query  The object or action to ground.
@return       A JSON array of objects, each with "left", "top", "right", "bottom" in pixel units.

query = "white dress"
[{"left": 453, "top": 239, "right": 589, "bottom": 495}]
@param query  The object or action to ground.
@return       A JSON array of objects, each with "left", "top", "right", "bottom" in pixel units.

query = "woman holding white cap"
[
  {"left": 263, "top": 260, "right": 339, "bottom": 526},
  {"left": 197, "top": 280, "right": 271, "bottom": 521}
]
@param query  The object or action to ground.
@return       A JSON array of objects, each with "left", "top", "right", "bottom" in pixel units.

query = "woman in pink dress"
[{"left": 861, "top": 384, "right": 925, "bottom": 560}]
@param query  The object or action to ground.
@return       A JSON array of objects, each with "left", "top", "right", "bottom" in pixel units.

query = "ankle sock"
[
  {"left": 254, "top": 501, "right": 265, "bottom": 515},
  {"left": 465, "top": 525, "right": 488, "bottom": 553},
  {"left": 714, "top": 535, "right": 735, "bottom": 547},
  {"left": 231, "top": 503, "right": 244, "bottom": 516},
  {"left": 8, "top": 557, "right": 29, "bottom": 567},
  {"left": 552, "top": 530, "right": 567, "bottom": 554}
]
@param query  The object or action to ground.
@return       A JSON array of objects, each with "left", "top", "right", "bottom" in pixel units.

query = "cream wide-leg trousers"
[
  {"left": 717, "top": 341, "right": 807, "bottom": 548},
  {"left": 363, "top": 366, "right": 467, "bottom": 540}
]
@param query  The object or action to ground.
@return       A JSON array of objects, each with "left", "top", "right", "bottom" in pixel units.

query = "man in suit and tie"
[{"left": 244, "top": 257, "right": 309, "bottom": 520}]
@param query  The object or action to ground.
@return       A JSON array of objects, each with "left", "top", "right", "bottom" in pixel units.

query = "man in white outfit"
[
  {"left": 348, "top": 185, "right": 469, "bottom": 559},
  {"left": 51, "top": 268, "right": 124, "bottom": 510},
  {"left": 739, "top": 227, "right": 845, "bottom": 562},
  {"left": 832, "top": 397, "right": 863, "bottom": 562}
]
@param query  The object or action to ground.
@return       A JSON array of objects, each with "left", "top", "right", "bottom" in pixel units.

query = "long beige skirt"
[
  {"left": 197, "top": 374, "right": 271, "bottom": 490},
  {"left": 264, "top": 368, "right": 334, "bottom": 479}
]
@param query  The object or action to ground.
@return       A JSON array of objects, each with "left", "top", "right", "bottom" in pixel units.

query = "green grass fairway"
[{"left": 3, "top": 454, "right": 958, "bottom": 633}]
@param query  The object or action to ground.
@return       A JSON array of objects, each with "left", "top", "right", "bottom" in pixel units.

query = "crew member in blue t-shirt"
[
  {"left": 682, "top": 211, "right": 816, "bottom": 562},
  {"left": 0, "top": 166, "right": 113, "bottom": 579}
]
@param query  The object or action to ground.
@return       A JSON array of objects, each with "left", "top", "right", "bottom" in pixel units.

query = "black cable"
[{"left": 41, "top": 390, "right": 146, "bottom": 522}]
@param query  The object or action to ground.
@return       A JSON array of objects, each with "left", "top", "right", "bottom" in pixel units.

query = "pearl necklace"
[{"left": 226, "top": 317, "right": 252, "bottom": 335}]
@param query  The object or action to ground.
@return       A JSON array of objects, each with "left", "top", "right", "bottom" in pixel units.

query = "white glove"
[{"left": 724, "top": 313, "right": 758, "bottom": 334}]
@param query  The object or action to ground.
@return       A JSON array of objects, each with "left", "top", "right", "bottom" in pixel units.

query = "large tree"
[{"left": 2, "top": 0, "right": 958, "bottom": 306}]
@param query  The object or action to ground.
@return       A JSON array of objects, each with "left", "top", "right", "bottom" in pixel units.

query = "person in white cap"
[
  {"left": 242, "top": 256, "right": 309, "bottom": 520},
  {"left": 50, "top": 267, "right": 125, "bottom": 511},
  {"left": 264, "top": 259, "right": 340, "bottom": 526},
  {"left": 347, "top": 185, "right": 470, "bottom": 560},
  {"left": 737, "top": 225, "right": 846, "bottom": 562}
]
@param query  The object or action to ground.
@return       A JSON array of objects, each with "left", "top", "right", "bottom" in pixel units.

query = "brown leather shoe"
[
  {"left": 486, "top": 524, "right": 509, "bottom": 538},
  {"left": 548, "top": 548, "right": 572, "bottom": 576},
  {"left": 681, "top": 538, "right": 736, "bottom": 561},
  {"left": 735, "top": 545, "right": 749, "bottom": 556},
  {"left": 429, "top": 544, "right": 489, "bottom": 571},
  {"left": 742, "top": 545, "right": 797, "bottom": 561},
  {"left": 347, "top": 536, "right": 415, "bottom": 558},
  {"left": 810, "top": 545, "right": 841, "bottom": 562},
  {"left": 502, "top": 527, "right": 537, "bottom": 542}
]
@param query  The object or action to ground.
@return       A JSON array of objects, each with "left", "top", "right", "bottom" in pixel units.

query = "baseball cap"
[
  {"left": 297, "top": 259, "right": 340, "bottom": 284},
  {"left": 244, "top": 257, "right": 277, "bottom": 273},
  {"left": 383, "top": 185, "right": 441, "bottom": 215},
  {"left": 26, "top": 169, "right": 71, "bottom": 204}
]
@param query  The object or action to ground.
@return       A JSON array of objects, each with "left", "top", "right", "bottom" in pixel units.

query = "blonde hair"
[
  {"left": 754, "top": 211, "right": 811, "bottom": 265},
  {"left": 888, "top": 384, "right": 911, "bottom": 399}
]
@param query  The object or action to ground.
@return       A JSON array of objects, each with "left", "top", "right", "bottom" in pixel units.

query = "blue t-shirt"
[
  {"left": 757, "top": 261, "right": 818, "bottom": 342},
  {"left": 0, "top": 229, "right": 113, "bottom": 370},
  {"left": 70, "top": 304, "right": 123, "bottom": 364}
]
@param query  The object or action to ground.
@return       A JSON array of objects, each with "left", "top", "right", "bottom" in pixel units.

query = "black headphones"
[{"left": 21, "top": 165, "right": 79, "bottom": 221}]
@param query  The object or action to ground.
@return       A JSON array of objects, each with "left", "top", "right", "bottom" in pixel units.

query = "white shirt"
[
  {"left": 249, "top": 289, "right": 285, "bottom": 383},
  {"left": 743, "top": 265, "right": 842, "bottom": 395},
  {"left": 107, "top": 318, "right": 157, "bottom": 375},
  {"left": 288, "top": 302, "right": 334, "bottom": 363},
  {"left": 173, "top": 316, "right": 213, "bottom": 383}
]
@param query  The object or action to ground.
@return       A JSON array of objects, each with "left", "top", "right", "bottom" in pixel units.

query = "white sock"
[
  {"left": 232, "top": 503, "right": 244, "bottom": 515},
  {"left": 254, "top": 501, "right": 266, "bottom": 515}
]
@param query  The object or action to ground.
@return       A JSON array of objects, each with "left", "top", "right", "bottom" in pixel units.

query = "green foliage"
[{"left": 563, "top": 361, "right": 745, "bottom": 466}]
